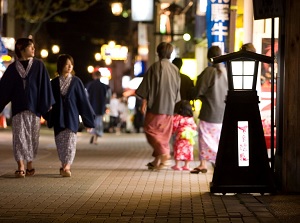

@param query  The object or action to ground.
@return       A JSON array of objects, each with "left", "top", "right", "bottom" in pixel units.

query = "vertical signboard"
[
  {"left": 238, "top": 121, "right": 249, "bottom": 167},
  {"left": 206, "top": 0, "right": 230, "bottom": 53}
]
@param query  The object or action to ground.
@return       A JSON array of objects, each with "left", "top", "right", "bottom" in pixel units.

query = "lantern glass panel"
[{"left": 231, "top": 61, "right": 255, "bottom": 90}]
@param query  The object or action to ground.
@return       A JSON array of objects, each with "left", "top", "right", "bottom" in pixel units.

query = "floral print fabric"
[
  {"left": 172, "top": 115, "right": 197, "bottom": 161},
  {"left": 197, "top": 120, "right": 222, "bottom": 163},
  {"left": 12, "top": 110, "right": 40, "bottom": 162},
  {"left": 55, "top": 129, "right": 77, "bottom": 165}
]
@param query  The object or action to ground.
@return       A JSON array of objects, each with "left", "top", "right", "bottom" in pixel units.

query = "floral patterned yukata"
[{"left": 172, "top": 114, "right": 197, "bottom": 161}]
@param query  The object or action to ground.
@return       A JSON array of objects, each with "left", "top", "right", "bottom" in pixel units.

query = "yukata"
[
  {"left": 86, "top": 79, "right": 111, "bottom": 137},
  {"left": 194, "top": 63, "right": 227, "bottom": 163},
  {"left": 0, "top": 58, "right": 54, "bottom": 162},
  {"left": 172, "top": 114, "right": 197, "bottom": 161},
  {"left": 136, "top": 59, "right": 181, "bottom": 157},
  {"left": 47, "top": 74, "right": 94, "bottom": 165}
]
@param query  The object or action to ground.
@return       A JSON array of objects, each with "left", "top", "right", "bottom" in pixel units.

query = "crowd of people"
[{"left": 2, "top": 38, "right": 256, "bottom": 177}]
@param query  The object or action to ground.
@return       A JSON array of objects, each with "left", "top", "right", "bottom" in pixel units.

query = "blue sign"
[
  {"left": 206, "top": 0, "right": 230, "bottom": 53},
  {"left": 0, "top": 38, "right": 8, "bottom": 55}
]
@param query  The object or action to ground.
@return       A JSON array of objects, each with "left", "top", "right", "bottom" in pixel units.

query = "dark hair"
[
  {"left": 172, "top": 57, "right": 183, "bottom": 69},
  {"left": 93, "top": 70, "right": 101, "bottom": 78},
  {"left": 15, "top": 38, "right": 34, "bottom": 59},
  {"left": 241, "top": 43, "right": 256, "bottom": 53},
  {"left": 57, "top": 54, "right": 75, "bottom": 76},
  {"left": 156, "top": 42, "right": 173, "bottom": 59},
  {"left": 177, "top": 100, "right": 193, "bottom": 117},
  {"left": 207, "top": 46, "right": 222, "bottom": 61},
  {"left": 208, "top": 46, "right": 222, "bottom": 74}
]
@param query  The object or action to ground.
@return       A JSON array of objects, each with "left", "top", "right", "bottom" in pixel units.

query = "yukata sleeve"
[
  {"left": 76, "top": 79, "right": 95, "bottom": 128},
  {"left": 0, "top": 68, "right": 13, "bottom": 113},
  {"left": 195, "top": 67, "right": 215, "bottom": 98}
]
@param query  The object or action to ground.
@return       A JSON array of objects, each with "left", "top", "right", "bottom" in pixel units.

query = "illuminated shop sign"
[
  {"left": 206, "top": 0, "right": 230, "bottom": 53},
  {"left": 100, "top": 44, "right": 128, "bottom": 60}
]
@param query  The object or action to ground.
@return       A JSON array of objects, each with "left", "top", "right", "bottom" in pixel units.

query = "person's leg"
[
  {"left": 171, "top": 160, "right": 182, "bottom": 170},
  {"left": 26, "top": 113, "right": 40, "bottom": 176},
  {"left": 56, "top": 130, "right": 76, "bottom": 177},
  {"left": 15, "top": 160, "right": 26, "bottom": 177},
  {"left": 182, "top": 160, "right": 191, "bottom": 170}
]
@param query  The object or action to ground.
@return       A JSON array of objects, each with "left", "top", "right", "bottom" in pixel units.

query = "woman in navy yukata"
[
  {"left": 0, "top": 38, "right": 55, "bottom": 178},
  {"left": 47, "top": 54, "right": 95, "bottom": 177}
]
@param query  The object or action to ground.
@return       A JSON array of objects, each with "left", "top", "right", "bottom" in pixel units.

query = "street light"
[
  {"left": 95, "top": 53, "right": 101, "bottom": 61},
  {"left": 40, "top": 49, "right": 48, "bottom": 58},
  {"left": 51, "top": 45, "right": 60, "bottom": 54},
  {"left": 209, "top": 50, "right": 275, "bottom": 194},
  {"left": 183, "top": 33, "right": 191, "bottom": 41},
  {"left": 111, "top": 2, "right": 123, "bottom": 16}
]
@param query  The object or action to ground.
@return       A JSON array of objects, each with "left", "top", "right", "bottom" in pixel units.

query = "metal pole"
[{"left": 270, "top": 18, "right": 275, "bottom": 171}]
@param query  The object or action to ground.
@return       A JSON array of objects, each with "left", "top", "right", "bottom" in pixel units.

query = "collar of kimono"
[{"left": 15, "top": 58, "right": 33, "bottom": 79}]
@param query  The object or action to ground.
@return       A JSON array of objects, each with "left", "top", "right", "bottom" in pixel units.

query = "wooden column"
[{"left": 282, "top": 0, "right": 300, "bottom": 192}]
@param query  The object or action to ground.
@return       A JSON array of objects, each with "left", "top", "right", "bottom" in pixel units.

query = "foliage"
[{"left": 14, "top": 0, "right": 98, "bottom": 37}]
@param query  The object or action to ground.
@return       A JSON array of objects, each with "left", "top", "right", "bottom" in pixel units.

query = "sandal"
[
  {"left": 26, "top": 168, "right": 35, "bottom": 176},
  {"left": 15, "top": 170, "right": 25, "bottom": 178},
  {"left": 171, "top": 166, "right": 182, "bottom": 171},
  {"left": 146, "top": 162, "right": 155, "bottom": 170},
  {"left": 181, "top": 166, "right": 191, "bottom": 171},
  {"left": 61, "top": 169, "right": 71, "bottom": 177},
  {"left": 190, "top": 167, "right": 207, "bottom": 174}
]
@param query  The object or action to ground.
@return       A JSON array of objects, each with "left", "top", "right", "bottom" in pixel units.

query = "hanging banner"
[{"left": 206, "top": 0, "right": 230, "bottom": 53}]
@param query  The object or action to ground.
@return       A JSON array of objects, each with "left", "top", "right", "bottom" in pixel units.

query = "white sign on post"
[{"left": 238, "top": 121, "right": 250, "bottom": 167}]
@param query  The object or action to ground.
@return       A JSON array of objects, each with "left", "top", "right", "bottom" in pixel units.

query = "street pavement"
[{"left": 0, "top": 127, "right": 299, "bottom": 223}]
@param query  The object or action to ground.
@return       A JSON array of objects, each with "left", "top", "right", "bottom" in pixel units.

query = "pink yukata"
[{"left": 172, "top": 114, "right": 197, "bottom": 161}]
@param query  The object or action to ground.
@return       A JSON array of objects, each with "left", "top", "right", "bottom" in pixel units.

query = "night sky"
[{"left": 44, "top": 1, "right": 131, "bottom": 84}]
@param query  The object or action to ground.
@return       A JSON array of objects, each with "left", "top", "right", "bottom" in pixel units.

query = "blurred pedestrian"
[
  {"left": 171, "top": 100, "right": 197, "bottom": 171},
  {"left": 190, "top": 46, "right": 228, "bottom": 174},
  {"left": 109, "top": 92, "right": 120, "bottom": 133},
  {"left": 46, "top": 54, "right": 95, "bottom": 177},
  {"left": 133, "top": 97, "right": 144, "bottom": 133},
  {"left": 0, "top": 38, "right": 55, "bottom": 177},
  {"left": 86, "top": 70, "right": 111, "bottom": 144},
  {"left": 240, "top": 43, "right": 256, "bottom": 53},
  {"left": 136, "top": 42, "right": 181, "bottom": 170},
  {"left": 118, "top": 96, "right": 129, "bottom": 133},
  {"left": 172, "top": 57, "right": 194, "bottom": 113}
]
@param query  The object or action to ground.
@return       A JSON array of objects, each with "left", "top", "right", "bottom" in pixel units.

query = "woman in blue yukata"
[
  {"left": 47, "top": 54, "right": 95, "bottom": 177},
  {"left": 0, "top": 38, "right": 55, "bottom": 177}
]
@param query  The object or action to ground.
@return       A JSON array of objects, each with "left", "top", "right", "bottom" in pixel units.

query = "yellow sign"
[{"left": 100, "top": 44, "right": 128, "bottom": 60}]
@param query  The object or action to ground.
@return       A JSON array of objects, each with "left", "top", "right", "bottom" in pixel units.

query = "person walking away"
[
  {"left": 172, "top": 57, "right": 194, "bottom": 113},
  {"left": 118, "top": 96, "right": 129, "bottom": 133},
  {"left": 46, "top": 54, "right": 95, "bottom": 177},
  {"left": 109, "top": 92, "right": 120, "bottom": 133},
  {"left": 136, "top": 42, "right": 181, "bottom": 170},
  {"left": 86, "top": 70, "right": 111, "bottom": 144},
  {"left": 0, "top": 38, "right": 55, "bottom": 177},
  {"left": 190, "top": 46, "right": 228, "bottom": 174},
  {"left": 171, "top": 100, "right": 197, "bottom": 171},
  {"left": 133, "top": 96, "right": 144, "bottom": 133}
]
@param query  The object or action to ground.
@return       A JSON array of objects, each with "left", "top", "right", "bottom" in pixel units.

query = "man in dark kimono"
[{"left": 86, "top": 70, "right": 111, "bottom": 144}]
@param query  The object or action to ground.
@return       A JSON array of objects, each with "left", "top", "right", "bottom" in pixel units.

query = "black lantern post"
[{"left": 210, "top": 50, "right": 275, "bottom": 194}]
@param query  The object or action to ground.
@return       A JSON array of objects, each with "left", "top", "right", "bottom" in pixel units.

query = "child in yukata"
[{"left": 172, "top": 100, "right": 197, "bottom": 171}]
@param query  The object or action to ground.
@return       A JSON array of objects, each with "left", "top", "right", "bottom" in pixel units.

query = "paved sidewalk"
[{"left": 0, "top": 127, "right": 299, "bottom": 223}]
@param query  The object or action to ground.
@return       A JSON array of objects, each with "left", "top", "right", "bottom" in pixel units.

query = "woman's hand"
[{"left": 140, "top": 99, "right": 147, "bottom": 115}]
